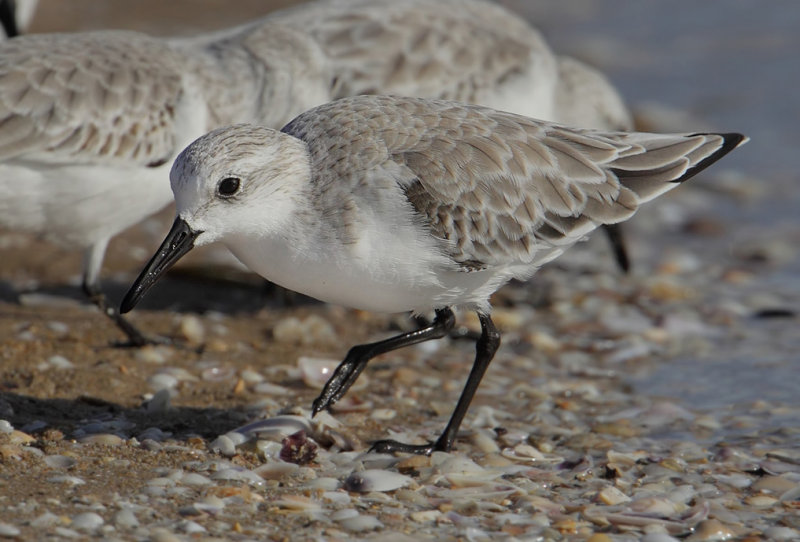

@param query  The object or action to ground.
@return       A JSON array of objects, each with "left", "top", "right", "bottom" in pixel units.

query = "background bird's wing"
[
  {"left": 0, "top": 31, "right": 184, "bottom": 166},
  {"left": 271, "top": 0, "right": 546, "bottom": 102}
]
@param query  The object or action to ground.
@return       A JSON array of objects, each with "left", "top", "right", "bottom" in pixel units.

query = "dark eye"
[{"left": 217, "top": 177, "right": 241, "bottom": 198}]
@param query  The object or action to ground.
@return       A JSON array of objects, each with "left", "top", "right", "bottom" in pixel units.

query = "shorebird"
[{"left": 121, "top": 95, "right": 746, "bottom": 453}]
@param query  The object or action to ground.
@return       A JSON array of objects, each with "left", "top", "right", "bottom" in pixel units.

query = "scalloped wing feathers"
[
  {"left": 284, "top": 96, "right": 745, "bottom": 270},
  {"left": 0, "top": 31, "right": 184, "bottom": 166}
]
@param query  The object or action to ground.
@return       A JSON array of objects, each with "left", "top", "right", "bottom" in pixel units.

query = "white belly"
[
  {"left": 223, "top": 217, "right": 513, "bottom": 314},
  {"left": 0, "top": 160, "right": 174, "bottom": 249}
]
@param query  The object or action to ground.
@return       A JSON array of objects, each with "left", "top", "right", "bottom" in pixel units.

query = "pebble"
[
  {"left": 113, "top": 509, "right": 139, "bottom": 529},
  {"left": 240, "top": 369, "right": 264, "bottom": 383},
  {"left": 200, "top": 363, "right": 236, "bottom": 382},
  {"left": 46, "top": 355, "right": 74, "bottom": 369},
  {"left": 78, "top": 434, "right": 125, "bottom": 446},
  {"left": 134, "top": 345, "right": 173, "bottom": 364},
  {"left": 411, "top": 510, "right": 442, "bottom": 523},
  {"left": 30, "top": 513, "right": 60, "bottom": 528},
  {"left": 181, "top": 520, "right": 206, "bottom": 534},
  {"left": 211, "top": 468, "right": 265, "bottom": 486},
  {"left": 47, "top": 475, "right": 85, "bottom": 485},
  {"left": 596, "top": 486, "right": 632, "bottom": 505},
  {"left": 685, "top": 519, "right": 737, "bottom": 541},
  {"left": 298, "top": 356, "right": 338, "bottom": 389},
  {"left": 471, "top": 429, "right": 501, "bottom": 454},
  {"left": 273, "top": 495, "right": 322, "bottom": 512},
  {"left": 272, "top": 315, "right": 337, "bottom": 345},
  {"left": 137, "top": 427, "right": 171, "bottom": 442},
  {"left": 763, "top": 526, "right": 800, "bottom": 540},
  {"left": 751, "top": 475, "right": 797, "bottom": 494},
  {"left": 343, "top": 470, "right": 412, "bottom": 493},
  {"left": 370, "top": 408, "right": 396, "bottom": 421},
  {"left": 304, "top": 476, "right": 339, "bottom": 491},
  {"left": 44, "top": 455, "right": 77, "bottom": 469},
  {"left": 46, "top": 321, "right": 70, "bottom": 335},
  {"left": 337, "top": 513, "right": 383, "bottom": 532},
  {"left": 0, "top": 523, "right": 20, "bottom": 537},
  {"left": 53, "top": 527, "right": 80, "bottom": 538},
  {"left": 253, "top": 381, "right": 291, "bottom": 395},
  {"left": 194, "top": 495, "right": 225, "bottom": 514},
  {"left": 743, "top": 494, "right": 777, "bottom": 507},
  {"left": 181, "top": 473, "right": 213, "bottom": 486},
  {"left": 150, "top": 529, "right": 183, "bottom": 542},
  {"left": 641, "top": 534, "right": 681, "bottom": 542},
  {"left": 70, "top": 512, "right": 104, "bottom": 531},
  {"left": 179, "top": 314, "right": 205, "bottom": 344}
]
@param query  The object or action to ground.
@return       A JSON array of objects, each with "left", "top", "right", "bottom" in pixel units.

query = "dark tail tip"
[{"left": 675, "top": 132, "right": 748, "bottom": 184}]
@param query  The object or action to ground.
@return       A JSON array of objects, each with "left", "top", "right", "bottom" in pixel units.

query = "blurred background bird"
[{"left": 0, "top": 0, "right": 631, "bottom": 344}]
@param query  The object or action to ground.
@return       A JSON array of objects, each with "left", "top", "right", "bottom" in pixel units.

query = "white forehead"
[{"left": 170, "top": 124, "right": 286, "bottom": 191}]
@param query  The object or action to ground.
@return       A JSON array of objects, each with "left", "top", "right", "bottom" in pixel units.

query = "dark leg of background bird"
[
  {"left": 82, "top": 279, "right": 166, "bottom": 347},
  {"left": 370, "top": 312, "right": 500, "bottom": 454},
  {"left": 312, "top": 307, "right": 456, "bottom": 416},
  {"left": 261, "top": 279, "right": 299, "bottom": 306},
  {"left": 602, "top": 223, "right": 631, "bottom": 273},
  {"left": 0, "top": 0, "right": 18, "bottom": 37}
]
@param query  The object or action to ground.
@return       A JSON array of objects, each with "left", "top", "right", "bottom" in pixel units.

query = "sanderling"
[
  {"left": 121, "top": 95, "right": 747, "bottom": 454},
  {"left": 0, "top": 0, "right": 630, "bottom": 345}
]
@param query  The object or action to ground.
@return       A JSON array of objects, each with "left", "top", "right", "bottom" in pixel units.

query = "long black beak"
[{"left": 120, "top": 217, "right": 202, "bottom": 313}]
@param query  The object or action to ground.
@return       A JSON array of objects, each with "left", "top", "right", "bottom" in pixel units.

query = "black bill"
[{"left": 120, "top": 217, "right": 202, "bottom": 313}]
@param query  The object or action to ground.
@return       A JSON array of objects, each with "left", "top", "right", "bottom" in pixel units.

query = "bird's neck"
[{"left": 172, "top": 21, "right": 332, "bottom": 130}]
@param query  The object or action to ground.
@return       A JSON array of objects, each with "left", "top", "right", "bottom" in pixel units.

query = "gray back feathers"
[{"left": 283, "top": 95, "right": 745, "bottom": 269}]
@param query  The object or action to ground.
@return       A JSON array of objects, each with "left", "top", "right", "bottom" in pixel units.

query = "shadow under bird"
[{"left": 122, "top": 95, "right": 746, "bottom": 454}]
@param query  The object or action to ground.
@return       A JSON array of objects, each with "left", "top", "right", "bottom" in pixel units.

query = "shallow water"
[
  {"left": 513, "top": 0, "right": 798, "bottom": 182},
  {"left": 509, "top": 1, "right": 799, "bottom": 427}
]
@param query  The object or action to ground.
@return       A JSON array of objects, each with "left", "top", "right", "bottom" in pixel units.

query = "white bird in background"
[
  {"left": 272, "top": 0, "right": 632, "bottom": 130},
  {"left": 0, "top": 0, "right": 631, "bottom": 345},
  {"left": 0, "top": 21, "right": 331, "bottom": 345},
  {"left": 121, "top": 95, "right": 746, "bottom": 453}
]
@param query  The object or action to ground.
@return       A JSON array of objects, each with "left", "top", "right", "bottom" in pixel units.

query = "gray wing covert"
[
  {"left": 386, "top": 99, "right": 634, "bottom": 269},
  {"left": 273, "top": 0, "right": 543, "bottom": 102},
  {"left": 0, "top": 31, "right": 184, "bottom": 166}
]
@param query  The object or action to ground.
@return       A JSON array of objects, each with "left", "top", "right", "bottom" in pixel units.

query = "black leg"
[
  {"left": 413, "top": 314, "right": 481, "bottom": 341},
  {"left": 82, "top": 280, "right": 169, "bottom": 348},
  {"left": 311, "top": 307, "right": 456, "bottom": 416},
  {"left": 602, "top": 223, "right": 630, "bottom": 273},
  {"left": 370, "top": 311, "right": 501, "bottom": 455},
  {"left": 0, "top": 0, "right": 19, "bottom": 38}
]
